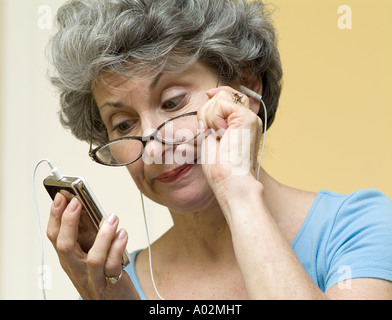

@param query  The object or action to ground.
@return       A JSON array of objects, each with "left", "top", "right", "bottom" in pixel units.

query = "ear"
[{"left": 239, "top": 72, "right": 263, "bottom": 113}]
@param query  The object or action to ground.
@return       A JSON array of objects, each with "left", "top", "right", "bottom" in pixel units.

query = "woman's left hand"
[{"left": 197, "top": 86, "right": 263, "bottom": 189}]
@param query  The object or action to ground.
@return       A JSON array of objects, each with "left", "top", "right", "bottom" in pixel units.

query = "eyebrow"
[
  {"left": 149, "top": 72, "right": 163, "bottom": 90},
  {"left": 98, "top": 72, "right": 164, "bottom": 110},
  {"left": 98, "top": 101, "right": 125, "bottom": 110}
]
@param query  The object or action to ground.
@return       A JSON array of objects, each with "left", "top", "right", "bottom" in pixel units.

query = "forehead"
[
  {"left": 92, "top": 62, "right": 217, "bottom": 104},
  {"left": 92, "top": 72, "right": 143, "bottom": 102}
]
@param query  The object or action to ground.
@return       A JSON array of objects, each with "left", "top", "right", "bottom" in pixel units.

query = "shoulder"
[
  {"left": 317, "top": 188, "right": 391, "bottom": 207},
  {"left": 328, "top": 188, "right": 392, "bottom": 248},
  {"left": 292, "top": 188, "right": 392, "bottom": 291},
  {"left": 293, "top": 188, "right": 392, "bottom": 245},
  {"left": 322, "top": 189, "right": 392, "bottom": 236},
  {"left": 306, "top": 188, "right": 392, "bottom": 228},
  {"left": 293, "top": 188, "right": 392, "bottom": 252},
  {"left": 335, "top": 188, "right": 392, "bottom": 213},
  {"left": 310, "top": 189, "right": 392, "bottom": 259},
  {"left": 322, "top": 189, "right": 392, "bottom": 290}
]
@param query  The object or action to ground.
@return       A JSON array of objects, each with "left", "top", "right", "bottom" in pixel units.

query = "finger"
[
  {"left": 86, "top": 213, "right": 119, "bottom": 279},
  {"left": 56, "top": 197, "right": 82, "bottom": 258},
  {"left": 47, "top": 192, "right": 67, "bottom": 245},
  {"left": 198, "top": 92, "right": 229, "bottom": 132},
  {"left": 200, "top": 87, "right": 252, "bottom": 131},
  {"left": 104, "top": 228, "right": 128, "bottom": 277},
  {"left": 207, "top": 86, "right": 251, "bottom": 109}
]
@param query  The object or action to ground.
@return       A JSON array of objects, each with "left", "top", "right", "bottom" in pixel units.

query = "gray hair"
[{"left": 49, "top": 0, "right": 283, "bottom": 146}]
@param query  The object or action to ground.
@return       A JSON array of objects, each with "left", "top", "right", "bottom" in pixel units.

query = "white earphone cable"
[
  {"left": 32, "top": 159, "right": 64, "bottom": 300},
  {"left": 239, "top": 85, "right": 267, "bottom": 181},
  {"left": 139, "top": 192, "right": 165, "bottom": 300},
  {"left": 257, "top": 98, "right": 267, "bottom": 181},
  {"left": 32, "top": 159, "right": 51, "bottom": 300}
]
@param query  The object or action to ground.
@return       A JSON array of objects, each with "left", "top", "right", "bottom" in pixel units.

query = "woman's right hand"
[{"left": 46, "top": 193, "right": 139, "bottom": 300}]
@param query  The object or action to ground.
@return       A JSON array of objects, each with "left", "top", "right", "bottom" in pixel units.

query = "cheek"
[
  {"left": 126, "top": 161, "right": 145, "bottom": 188},
  {"left": 125, "top": 161, "right": 159, "bottom": 201}
]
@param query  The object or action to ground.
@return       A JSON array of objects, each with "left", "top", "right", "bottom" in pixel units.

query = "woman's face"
[{"left": 93, "top": 62, "right": 220, "bottom": 213}]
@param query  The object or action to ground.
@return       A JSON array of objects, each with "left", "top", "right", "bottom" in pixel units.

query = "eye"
[
  {"left": 112, "top": 121, "right": 132, "bottom": 134},
  {"left": 161, "top": 95, "right": 186, "bottom": 111},
  {"left": 110, "top": 113, "right": 137, "bottom": 136}
]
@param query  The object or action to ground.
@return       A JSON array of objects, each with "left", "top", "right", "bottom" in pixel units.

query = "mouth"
[{"left": 155, "top": 163, "right": 195, "bottom": 183}]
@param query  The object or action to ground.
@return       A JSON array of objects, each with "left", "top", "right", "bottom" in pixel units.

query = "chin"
[
  {"left": 168, "top": 184, "right": 216, "bottom": 213},
  {"left": 153, "top": 176, "right": 215, "bottom": 213}
]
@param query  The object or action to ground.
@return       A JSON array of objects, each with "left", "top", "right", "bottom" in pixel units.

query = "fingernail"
[
  {"left": 198, "top": 120, "right": 205, "bottom": 130},
  {"left": 117, "top": 228, "right": 126, "bottom": 240},
  {"left": 53, "top": 193, "right": 62, "bottom": 209},
  {"left": 106, "top": 213, "right": 117, "bottom": 225},
  {"left": 206, "top": 87, "right": 219, "bottom": 97},
  {"left": 68, "top": 197, "right": 79, "bottom": 212}
]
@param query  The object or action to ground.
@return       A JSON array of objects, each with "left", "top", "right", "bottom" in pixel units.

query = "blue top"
[
  {"left": 124, "top": 249, "right": 146, "bottom": 300},
  {"left": 124, "top": 189, "right": 392, "bottom": 299}
]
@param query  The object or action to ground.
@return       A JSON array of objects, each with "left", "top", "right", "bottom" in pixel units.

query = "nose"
[
  {"left": 139, "top": 115, "right": 168, "bottom": 165},
  {"left": 139, "top": 111, "right": 161, "bottom": 135},
  {"left": 143, "top": 137, "right": 181, "bottom": 165}
]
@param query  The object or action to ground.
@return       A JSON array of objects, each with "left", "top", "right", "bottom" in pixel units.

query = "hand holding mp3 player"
[{"left": 44, "top": 175, "right": 130, "bottom": 266}]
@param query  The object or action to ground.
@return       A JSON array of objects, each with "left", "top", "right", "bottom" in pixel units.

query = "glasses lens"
[
  {"left": 94, "top": 139, "right": 144, "bottom": 165},
  {"left": 159, "top": 113, "right": 199, "bottom": 144},
  {"left": 92, "top": 113, "right": 199, "bottom": 166}
]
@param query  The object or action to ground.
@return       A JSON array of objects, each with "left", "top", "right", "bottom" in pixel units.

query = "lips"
[{"left": 155, "top": 163, "right": 195, "bottom": 183}]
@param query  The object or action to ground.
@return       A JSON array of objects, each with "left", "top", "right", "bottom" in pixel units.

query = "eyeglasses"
[{"left": 89, "top": 111, "right": 199, "bottom": 166}]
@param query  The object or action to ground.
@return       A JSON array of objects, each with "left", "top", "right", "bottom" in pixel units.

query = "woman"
[{"left": 47, "top": 0, "right": 392, "bottom": 299}]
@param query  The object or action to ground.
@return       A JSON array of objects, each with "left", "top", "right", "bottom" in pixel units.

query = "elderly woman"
[{"left": 47, "top": 0, "right": 392, "bottom": 300}]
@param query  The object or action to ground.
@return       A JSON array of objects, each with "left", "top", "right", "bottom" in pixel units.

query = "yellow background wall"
[{"left": 263, "top": 0, "right": 392, "bottom": 198}]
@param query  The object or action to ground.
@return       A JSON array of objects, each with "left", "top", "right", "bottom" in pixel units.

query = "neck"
[
  {"left": 163, "top": 167, "right": 283, "bottom": 263},
  {"left": 168, "top": 197, "right": 234, "bottom": 263}
]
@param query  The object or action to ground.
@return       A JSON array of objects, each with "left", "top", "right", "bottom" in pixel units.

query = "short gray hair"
[{"left": 49, "top": 0, "right": 283, "bottom": 145}]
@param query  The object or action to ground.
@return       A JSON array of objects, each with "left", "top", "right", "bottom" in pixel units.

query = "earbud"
[
  {"left": 238, "top": 85, "right": 267, "bottom": 182},
  {"left": 239, "top": 85, "right": 262, "bottom": 102}
]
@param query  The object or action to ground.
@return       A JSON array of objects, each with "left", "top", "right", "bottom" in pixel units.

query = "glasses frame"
[{"left": 88, "top": 111, "right": 199, "bottom": 167}]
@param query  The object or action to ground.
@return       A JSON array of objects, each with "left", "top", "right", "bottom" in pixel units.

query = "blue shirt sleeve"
[{"left": 324, "top": 189, "right": 392, "bottom": 291}]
